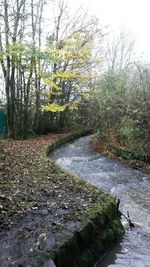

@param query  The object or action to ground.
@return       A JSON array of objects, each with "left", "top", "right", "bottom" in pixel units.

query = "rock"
[
  {"left": 43, "top": 259, "right": 56, "bottom": 267},
  {"left": 42, "top": 209, "right": 49, "bottom": 216}
]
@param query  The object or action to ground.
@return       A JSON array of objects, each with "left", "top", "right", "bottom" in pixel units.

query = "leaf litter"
[{"left": 0, "top": 133, "right": 105, "bottom": 266}]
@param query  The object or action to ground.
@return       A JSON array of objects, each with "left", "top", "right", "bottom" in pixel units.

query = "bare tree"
[{"left": 101, "top": 27, "right": 136, "bottom": 73}]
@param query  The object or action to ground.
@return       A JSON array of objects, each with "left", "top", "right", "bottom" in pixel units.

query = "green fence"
[{"left": 0, "top": 110, "right": 7, "bottom": 137}]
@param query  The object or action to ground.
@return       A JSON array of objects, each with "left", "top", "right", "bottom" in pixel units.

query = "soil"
[{"left": 0, "top": 132, "right": 111, "bottom": 266}]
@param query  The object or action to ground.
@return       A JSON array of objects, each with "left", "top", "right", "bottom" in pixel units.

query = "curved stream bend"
[{"left": 51, "top": 135, "right": 150, "bottom": 267}]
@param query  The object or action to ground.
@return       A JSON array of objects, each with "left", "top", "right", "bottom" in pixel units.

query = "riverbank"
[
  {"left": 0, "top": 131, "right": 123, "bottom": 267},
  {"left": 92, "top": 137, "right": 150, "bottom": 173}
]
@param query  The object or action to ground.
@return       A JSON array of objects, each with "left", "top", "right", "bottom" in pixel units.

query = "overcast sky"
[{"left": 68, "top": 0, "right": 150, "bottom": 59}]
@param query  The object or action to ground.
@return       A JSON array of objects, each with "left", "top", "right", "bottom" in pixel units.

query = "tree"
[
  {"left": 90, "top": 28, "right": 136, "bottom": 146},
  {"left": 0, "top": 0, "right": 46, "bottom": 138},
  {"left": 101, "top": 27, "right": 136, "bottom": 73},
  {"left": 42, "top": 0, "right": 102, "bottom": 130},
  {"left": 0, "top": 0, "right": 103, "bottom": 137}
]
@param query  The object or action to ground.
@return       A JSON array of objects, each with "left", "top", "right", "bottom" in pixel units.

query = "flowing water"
[{"left": 51, "top": 135, "right": 150, "bottom": 267}]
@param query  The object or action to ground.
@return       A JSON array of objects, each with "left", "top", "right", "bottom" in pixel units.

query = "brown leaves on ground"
[
  {"left": 0, "top": 133, "right": 101, "bottom": 233},
  {"left": 0, "top": 133, "right": 68, "bottom": 230},
  {"left": 92, "top": 138, "right": 112, "bottom": 156}
]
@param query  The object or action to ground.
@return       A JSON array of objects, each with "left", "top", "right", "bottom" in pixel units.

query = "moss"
[
  {"left": 42, "top": 192, "right": 123, "bottom": 267},
  {"left": 109, "top": 144, "right": 144, "bottom": 161},
  {"left": 43, "top": 130, "right": 124, "bottom": 267},
  {"left": 1, "top": 130, "right": 123, "bottom": 267},
  {"left": 46, "top": 129, "right": 93, "bottom": 155},
  {"left": 53, "top": 207, "right": 123, "bottom": 267}
]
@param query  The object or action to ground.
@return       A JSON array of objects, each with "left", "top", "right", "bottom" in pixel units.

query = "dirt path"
[
  {"left": 0, "top": 132, "right": 115, "bottom": 267},
  {"left": 0, "top": 133, "right": 71, "bottom": 231}
]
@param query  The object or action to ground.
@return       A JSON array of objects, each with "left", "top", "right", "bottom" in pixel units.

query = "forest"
[
  {"left": 0, "top": 0, "right": 150, "bottom": 159},
  {"left": 0, "top": 1, "right": 150, "bottom": 266}
]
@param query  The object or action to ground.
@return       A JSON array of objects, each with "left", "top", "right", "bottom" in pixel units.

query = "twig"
[{"left": 116, "top": 197, "right": 135, "bottom": 227}]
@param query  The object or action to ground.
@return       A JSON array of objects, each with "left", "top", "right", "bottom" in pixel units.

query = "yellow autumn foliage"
[
  {"left": 43, "top": 79, "right": 62, "bottom": 91},
  {"left": 41, "top": 104, "right": 67, "bottom": 112}
]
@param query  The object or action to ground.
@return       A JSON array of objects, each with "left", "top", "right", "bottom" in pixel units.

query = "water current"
[{"left": 51, "top": 135, "right": 150, "bottom": 267}]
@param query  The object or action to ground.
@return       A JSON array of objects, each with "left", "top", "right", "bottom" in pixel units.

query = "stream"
[{"left": 51, "top": 135, "right": 150, "bottom": 267}]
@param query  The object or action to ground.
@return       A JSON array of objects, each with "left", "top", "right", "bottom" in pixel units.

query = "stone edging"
[
  {"left": 46, "top": 129, "right": 94, "bottom": 155},
  {"left": 44, "top": 130, "right": 124, "bottom": 267}
]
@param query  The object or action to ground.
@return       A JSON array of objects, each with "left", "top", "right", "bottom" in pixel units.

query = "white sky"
[{"left": 68, "top": 0, "right": 150, "bottom": 59}]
